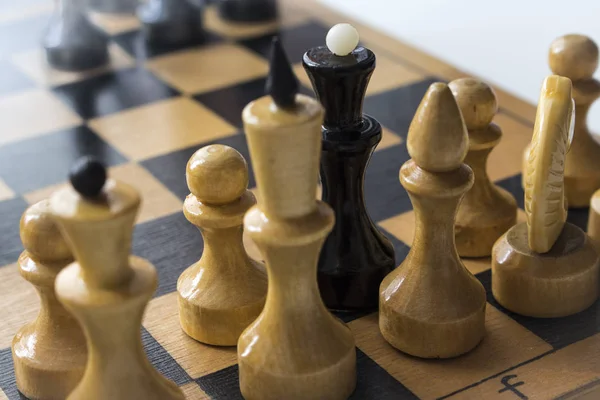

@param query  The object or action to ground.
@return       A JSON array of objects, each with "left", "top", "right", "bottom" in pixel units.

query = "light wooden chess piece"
[
  {"left": 449, "top": 78, "right": 517, "bottom": 257},
  {"left": 523, "top": 34, "right": 600, "bottom": 207},
  {"left": 379, "top": 82, "right": 486, "bottom": 359},
  {"left": 12, "top": 199, "right": 87, "bottom": 400},
  {"left": 178, "top": 144, "right": 267, "bottom": 346},
  {"left": 493, "top": 75, "right": 599, "bottom": 318},
  {"left": 587, "top": 189, "right": 600, "bottom": 249},
  {"left": 237, "top": 37, "right": 356, "bottom": 400},
  {"left": 50, "top": 157, "right": 185, "bottom": 400}
]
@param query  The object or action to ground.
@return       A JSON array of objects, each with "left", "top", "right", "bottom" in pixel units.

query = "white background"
[{"left": 318, "top": 0, "right": 600, "bottom": 133}]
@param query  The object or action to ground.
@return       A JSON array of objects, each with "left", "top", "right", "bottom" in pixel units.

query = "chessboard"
[{"left": 0, "top": 1, "right": 598, "bottom": 399}]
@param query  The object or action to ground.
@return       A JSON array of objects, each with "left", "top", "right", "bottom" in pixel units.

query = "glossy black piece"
[
  {"left": 137, "top": 0, "right": 205, "bottom": 47},
  {"left": 43, "top": 0, "right": 109, "bottom": 71},
  {"left": 69, "top": 156, "right": 107, "bottom": 197},
  {"left": 266, "top": 37, "right": 298, "bottom": 109},
  {"left": 303, "top": 47, "right": 395, "bottom": 311},
  {"left": 304, "top": 45, "right": 375, "bottom": 130},
  {"left": 317, "top": 118, "right": 396, "bottom": 311},
  {"left": 217, "top": 0, "right": 277, "bottom": 22}
]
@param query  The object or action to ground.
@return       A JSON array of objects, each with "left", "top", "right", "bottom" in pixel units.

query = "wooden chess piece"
[
  {"left": 449, "top": 78, "right": 517, "bottom": 257},
  {"left": 378, "top": 82, "right": 486, "bottom": 359},
  {"left": 12, "top": 200, "right": 87, "bottom": 400},
  {"left": 523, "top": 34, "right": 600, "bottom": 207},
  {"left": 493, "top": 75, "right": 599, "bottom": 318},
  {"left": 177, "top": 144, "right": 267, "bottom": 346},
  {"left": 50, "top": 157, "right": 185, "bottom": 400},
  {"left": 237, "top": 38, "right": 356, "bottom": 400},
  {"left": 44, "top": 0, "right": 109, "bottom": 71},
  {"left": 587, "top": 189, "right": 600, "bottom": 249}
]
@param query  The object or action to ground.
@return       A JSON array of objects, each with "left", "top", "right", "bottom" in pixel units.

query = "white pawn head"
[
  {"left": 326, "top": 23, "right": 359, "bottom": 56},
  {"left": 186, "top": 144, "right": 249, "bottom": 205}
]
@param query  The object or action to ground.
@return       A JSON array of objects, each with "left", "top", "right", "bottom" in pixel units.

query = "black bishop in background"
[{"left": 265, "top": 37, "right": 299, "bottom": 109}]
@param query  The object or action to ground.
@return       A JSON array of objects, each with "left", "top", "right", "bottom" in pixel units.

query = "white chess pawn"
[
  {"left": 51, "top": 157, "right": 185, "bottom": 400},
  {"left": 12, "top": 200, "right": 87, "bottom": 400}
]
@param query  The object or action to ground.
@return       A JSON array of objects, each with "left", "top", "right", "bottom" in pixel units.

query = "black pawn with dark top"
[
  {"left": 217, "top": 0, "right": 277, "bottom": 23},
  {"left": 137, "top": 0, "right": 204, "bottom": 47},
  {"left": 303, "top": 45, "right": 395, "bottom": 312},
  {"left": 43, "top": 0, "right": 109, "bottom": 71}
]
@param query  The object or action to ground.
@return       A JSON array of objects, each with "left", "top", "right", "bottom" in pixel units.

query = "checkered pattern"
[{"left": 0, "top": 1, "right": 598, "bottom": 399}]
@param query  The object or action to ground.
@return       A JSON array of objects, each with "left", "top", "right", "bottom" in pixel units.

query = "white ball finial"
[{"left": 326, "top": 23, "right": 359, "bottom": 56}]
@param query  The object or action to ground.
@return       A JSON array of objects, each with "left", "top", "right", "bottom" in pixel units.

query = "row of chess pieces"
[
  {"left": 11, "top": 28, "right": 600, "bottom": 400},
  {"left": 44, "top": 0, "right": 277, "bottom": 72}
]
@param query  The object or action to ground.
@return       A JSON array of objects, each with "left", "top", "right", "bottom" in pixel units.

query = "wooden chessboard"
[{"left": 0, "top": 1, "right": 598, "bottom": 399}]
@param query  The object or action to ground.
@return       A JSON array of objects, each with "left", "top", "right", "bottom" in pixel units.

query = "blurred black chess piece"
[
  {"left": 137, "top": 0, "right": 205, "bottom": 47},
  {"left": 217, "top": 0, "right": 278, "bottom": 22},
  {"left": 86, "top": 0, "right": 139, "bottom": 14},
  {"left": 44, "top": 0, "right": 109, "bottom": 71},
  {"left": 303, "top": 44, "right": 396, "bottom": 312}
]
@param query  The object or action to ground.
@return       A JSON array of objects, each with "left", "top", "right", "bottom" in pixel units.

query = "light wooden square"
[
  {"left": 0, "top": 89, "right": 82, "bottom": 146},
  {"left": 24, "top": 183, "right": 62, "bottom": 207},
  {"left": 452, "top": 333, "right": 600, "bottom": 400},
  {"left": 89, "top": 11, "right": 141, "bottom": 35},
  {"left": 108, "top": 163, "right": 182, "bottom": 223},
  {"left": 379, "top": 126, "right": 403, "bottom": 150},
  {"left": 89, "top": 96, "right": 237, "bottom": 161},
  {"left": 25, "top": 163, "right": 182, "bottom": 224},
  {"left": 180, "top": 382, "right": 210, "bottom": 400},
  {"left": 143, "top": 292, "right": 238, "bottom": 379},
  {"left": 348, "top": 305, "right": 552, "bottom": 399},
  {"left": 495, "top": 90, "right": 537, "bottom": 125},
  {"left": 204, "top": 4, "right": 309, "bottom": 39},
  {"left": 489, "top": 113, "right": 533, "bottom": 182},
  {"left": 366, "top": 54, "right": 425, "bottom": 96},
  {"left": 146, "top": 43, "right": 269, "bottom": 94},
  {"left": 0, "top": 179, "right": 15, "bottom": 201},
  {"left": 0, "top": 263, "right": 40, "bottom": 348},
  {"left": 11, "top": 43, "right": 135, "bottom": 87}
]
